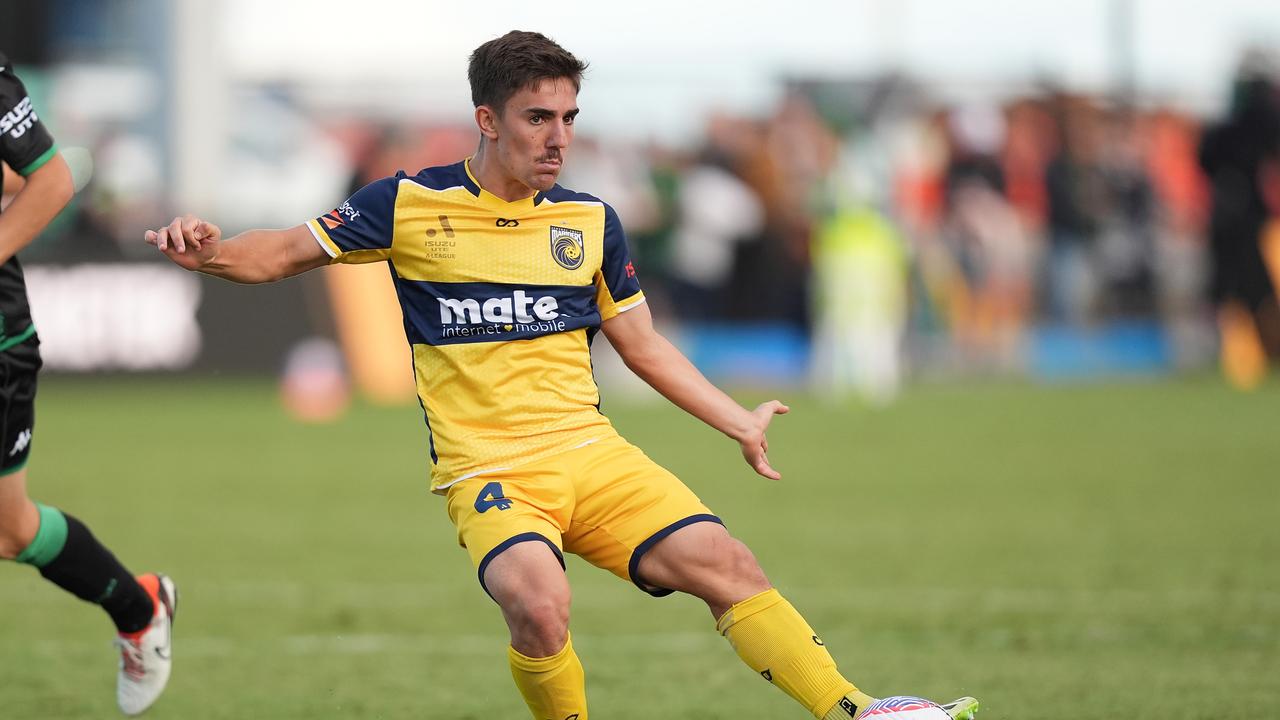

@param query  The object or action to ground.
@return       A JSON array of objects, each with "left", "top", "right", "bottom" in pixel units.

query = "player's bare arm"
[
  {"left": 144, "top": 217, "right": 329, "bottom": 283},
  {"left": 601, "top": 301, "right": 788, "bottom": 480},
  {"left": 0, "top": 153, "right": 73, "bottom": 265},
  {"left": 0, "top": 160, "right": 23, "bottom": 201}
]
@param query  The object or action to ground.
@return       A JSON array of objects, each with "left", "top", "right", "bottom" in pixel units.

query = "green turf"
[{"left": 1, "top": 376, "right": 1277, "bottom": 719}]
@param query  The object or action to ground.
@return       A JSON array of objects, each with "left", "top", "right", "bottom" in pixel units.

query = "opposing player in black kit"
[{"left": 0, "top": 53, "right": 177, "bottom": 716}]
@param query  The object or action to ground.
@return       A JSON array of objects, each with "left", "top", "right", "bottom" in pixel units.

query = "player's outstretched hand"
[
  {"left": 738, "top": 400, "right": 789, "bottom": 481},
  {"left": 144, "top": 214, "right": 221, "bottom": 271}
]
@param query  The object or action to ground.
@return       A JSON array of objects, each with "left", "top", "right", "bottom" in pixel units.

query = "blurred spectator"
[
  {"left": 941, "top": 103, "right": 1034, "bottom": 369},
  {"left": 1146, "top": 110, "right": 1214, "bottom": 369},
  {"left": 810, "top": 200, "right": 908, "bottom": 405},
  {"left": 667, "top": 146, "right": 763, "bottom": 321},
  {"left": 729, "top": 96, "right": 837, "bottom": 329},
  {"left": 1002, "top": 100, "right": 1053, "bottom": 235},
  {"left": 1044, "top": 95, "right": 1106, "bottom": 325},
  {"left": 1198, "top": 52, "right": 1280, "bottom": 384},
  {"left": 1096, "top": 111, "right": 1158, "bottom": 318},
  {"left": 623, "top": 143, "right": 682, "bottom": 307}
]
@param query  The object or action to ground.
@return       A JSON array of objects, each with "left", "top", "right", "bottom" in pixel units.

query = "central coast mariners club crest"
[{"left": 550, "top": 225, "right": 585, "bottom": 270}]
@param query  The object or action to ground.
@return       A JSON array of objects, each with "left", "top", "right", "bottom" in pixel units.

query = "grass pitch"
[{"left": 1, "top": 376, "right": 1276, "bottom": 719}]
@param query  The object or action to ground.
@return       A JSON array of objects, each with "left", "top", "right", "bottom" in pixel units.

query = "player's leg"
[
  {"left": 562, "top": 438, "right": 975, "bottom": 720},
  {"left": 446, "top": 469, "right": 588, "bottom": 719},
  {"left": 0, "top": 468, "right": 41, "bottom": 557},
  {"left": 0, "top": 468, "right": 178, "bottom": 716},
  {"left": 0, "top": 469, "right": 154, "bottom": 630},
  {"left": 636, "top": 521, "right": 877, "bottom": 719},
  {"left": 0, "top": 351, "right": 176, "bottom": 716},
  {"left": 638, "top": 523, "right": 977, "bottom": 720},
  {"left": 483, "top": 540, "right": 587, "bottom": 719},
  {"left": 629, "top": 517, "right": 769, "bottom": 619}
]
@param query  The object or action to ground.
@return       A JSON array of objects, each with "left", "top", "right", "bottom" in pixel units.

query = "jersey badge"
[{"left": 550, "top": 226, "right": 585, "bottom": 270}]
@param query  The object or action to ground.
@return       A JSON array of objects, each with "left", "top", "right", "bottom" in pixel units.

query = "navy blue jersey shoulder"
[
  {"left": 602, "top": 203, "right": 624, "bottom": 239},
  {"left": 540, "top": 184, "right": 603, "bottom": 205},
  {"left": 540, "top": 186, "right": 623, "bottom": 239},
  {"left": 403, "top": 162, "right": 472, "bottom": 193}
]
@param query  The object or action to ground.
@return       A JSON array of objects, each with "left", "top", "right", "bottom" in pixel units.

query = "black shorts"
[{"left": 0, "top": 335, "right": 41, "bottom": 475}]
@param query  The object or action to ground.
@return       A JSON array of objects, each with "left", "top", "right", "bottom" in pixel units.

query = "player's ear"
[{"left": 475, "top": 105, "right": 500, "bottom": 141}]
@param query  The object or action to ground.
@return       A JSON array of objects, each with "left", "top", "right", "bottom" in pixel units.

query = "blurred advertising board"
[{"left": 25, "top": 261, "right": 347, "bottom": 376}]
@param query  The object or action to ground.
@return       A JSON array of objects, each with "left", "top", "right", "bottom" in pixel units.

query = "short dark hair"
[{"left": 468, "top": 31, "right": 587, "bottom": 112}]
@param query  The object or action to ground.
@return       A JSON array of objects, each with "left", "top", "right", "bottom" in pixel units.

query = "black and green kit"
[{"left": 0, "top": 50, "right": 57, "bottom": 474}]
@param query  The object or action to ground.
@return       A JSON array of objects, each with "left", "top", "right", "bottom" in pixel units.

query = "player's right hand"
[{"left": 144, "top": 214, "right": 221, "bottom": 271}]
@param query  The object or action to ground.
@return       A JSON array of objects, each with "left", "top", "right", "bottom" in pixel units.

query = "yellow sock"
[
  {"left": 718, "top": 588, "right": 876, "bottom": 719},
  {"left": 508, "top": 632, "right": 588, "bottom": 720},
  {"left": 821, "top": 691, "right": 880, "bottom": 720}
]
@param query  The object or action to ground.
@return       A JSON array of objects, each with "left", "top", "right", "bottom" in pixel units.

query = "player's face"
[{"left": 494, "top": 77, "right": 579, "bottom": 192}]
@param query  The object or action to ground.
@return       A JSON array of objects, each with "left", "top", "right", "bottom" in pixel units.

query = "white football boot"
[
  {"left": 114, "top": 573, "right": 177, "bottom": 716},
  {"left": 847, "top": 696, "right": 980, "bottom": 720},
  {"left": 938, "top": 697, "right": 980, "bottom": 720}
]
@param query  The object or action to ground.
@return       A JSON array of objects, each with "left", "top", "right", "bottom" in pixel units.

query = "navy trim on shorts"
[
  {"left": 477, "top": 532, "right": 566, "bottom": 602},
  {"left": 628, "top": 513, "right": 724, "bottom": 598}
]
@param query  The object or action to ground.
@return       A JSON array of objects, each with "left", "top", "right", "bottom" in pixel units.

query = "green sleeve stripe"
[
  {"left": 15, "top": 504, "right": 68, "bottom": 568},
  {"left": 0, "top": 454, "right": 30, "bottom": 477},
  {"left": 0, "top": 323, "right": 36, "bottom": 352},
  {"left": 17, "top": 145, "right": 58, "bottom": 176}
]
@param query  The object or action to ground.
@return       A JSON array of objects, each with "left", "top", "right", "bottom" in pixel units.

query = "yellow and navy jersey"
[{"left": 307, "top": 158, "right": 645, "bottom": 492}]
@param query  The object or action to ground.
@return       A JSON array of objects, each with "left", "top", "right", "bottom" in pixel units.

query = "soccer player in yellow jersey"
[{"left": 145, "top": 31, "right": 978, "bottom": 720}]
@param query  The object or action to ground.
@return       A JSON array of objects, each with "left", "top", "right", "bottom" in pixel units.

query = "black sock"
[{"left": 38, "top": 513, "right": 154, "bottom": 633}]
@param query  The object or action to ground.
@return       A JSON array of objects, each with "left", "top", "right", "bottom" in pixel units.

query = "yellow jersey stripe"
[
  {"left": 613, "top": 292, "right": 646, "bottom": 314},
  {"left": 337, "top": 248, "right": 393, "bottom": 264},
  {"left": 306, "top": 219, "right": 341, "bottom": 258}
]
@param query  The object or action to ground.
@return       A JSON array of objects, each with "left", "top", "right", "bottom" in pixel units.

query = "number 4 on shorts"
[{"left": 474, "top": 481, "right": 513, "bottom": 513}]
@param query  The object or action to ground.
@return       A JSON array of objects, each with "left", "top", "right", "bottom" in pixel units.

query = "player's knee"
[
  {"left": 719, "top": 539, "right": 769, "bottom": 591},
  {"left": 504, "top": 588, "right": 571, "bottom": 655},
  {"left": 518, "top": 598, "right": 570, "bottom": 638},
  {"left": 692, "top": 539, "right": 771, "bottom": 617},
  {"left": 0, "top": 482, "right": 39, "bottom": 559},
  {"left": 0, "top": 520, "right": 36, "bottom": 559}
]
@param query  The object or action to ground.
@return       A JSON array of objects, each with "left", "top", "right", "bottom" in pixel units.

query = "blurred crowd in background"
[
  {"left": 4, "top": 2, "right": 1280, "bottom": 402},
  {"left": 333, "top": 54, "right": 1280, "bottom": 399},
  {"left": 274, "top": 59, "right": 1280, "bottom": 396}
]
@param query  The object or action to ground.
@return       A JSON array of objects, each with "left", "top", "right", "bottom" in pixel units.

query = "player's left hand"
[{"left": 738, "top": 400, "right": 789, "bottom": 480}]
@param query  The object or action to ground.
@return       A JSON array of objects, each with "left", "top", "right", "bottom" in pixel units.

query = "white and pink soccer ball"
[{"left": 858, "top": 696, "right": 951, "bottom": 720}]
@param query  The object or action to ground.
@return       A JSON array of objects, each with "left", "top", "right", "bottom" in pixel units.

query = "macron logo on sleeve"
[{"left": 0, "top": 96, "right": 38, "bottom": 139}]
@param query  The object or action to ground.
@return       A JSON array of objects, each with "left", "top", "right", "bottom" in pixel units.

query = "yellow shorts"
[{"left": 444, "top": 435, "right": 720, "bottom": 598}]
